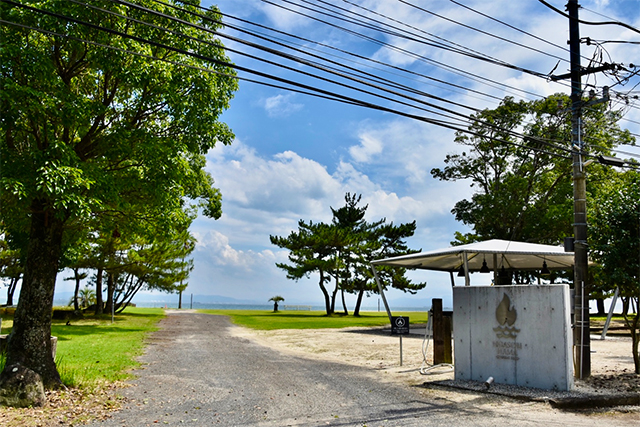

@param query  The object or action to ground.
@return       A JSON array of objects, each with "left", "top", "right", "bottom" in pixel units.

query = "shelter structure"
[
  {"left": 371, "top": 239, "right": 575, "bottom": 286},
  {"left": 371, "top": 239, "right": 578, "bottom": 391}
]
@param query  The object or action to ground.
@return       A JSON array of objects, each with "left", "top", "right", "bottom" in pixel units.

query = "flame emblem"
[
  {"left": 494, "top": 294, "right": 520, "bottom": 339},
  {"left": 496, "top": 294, "right": 517, "bottom": 326}
]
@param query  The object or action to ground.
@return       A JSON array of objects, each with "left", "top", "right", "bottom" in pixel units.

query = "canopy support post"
[
  {"left": 371, "top": 264, "right": 393, "bottom": 322},
  {"left": 493, "top": 254, "right": 498, "bottom": 285},
  {"left": 600, "top": 287, "right": 620, "bottom": 340},
  {"left": 463, "top": 252, "right": 470, "bottom": 286}
]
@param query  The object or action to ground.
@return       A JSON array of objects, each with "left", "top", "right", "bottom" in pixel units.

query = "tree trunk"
[
  {"left": 94, "top": 268, "right": 103, "bottom": 315},
  {"left": 105, "top": 271, "right": 115, "bottom": 316},
  {"left": 178, "top": 290, "right": 183, "bottom": 309},
  {"left": 633, "top": 322, "right": 639, "bottom": 374},
  {"left": 6, "top": 275, "right": 19, "bottom": 306},
  {"left": 341, "top": 289, "right": 348, "bottom": 315},
  {"left": 622, "top": 296, "right": 630, "bottom": 317},
  {"left": 625, "top": 297, "right": 640, "bottom": 374},
  {"left": 596, "top": 298, "right": 606, "bottom": 316},
  {"left": 3, "top": 204, "right": 63, "bottom": 388},
  {"left": 72, "top": 268, "right": 81, "bottom": 311},
  {"left": 330, "top": 276, "right": 338, "bottom": 314},
  {"left": 353, "top": 289, "right": 365, "bottom": 316},
  {"left": 318, "top": 271, "right": 331, "bottom": 315}
]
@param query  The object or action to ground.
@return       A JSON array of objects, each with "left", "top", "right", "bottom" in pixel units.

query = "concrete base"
[
  {"left": 0, "top": 335, "right": 58, "bottom": 360},
  {"left": 453, "top": 285, "right": 573, "bottom": 391}
]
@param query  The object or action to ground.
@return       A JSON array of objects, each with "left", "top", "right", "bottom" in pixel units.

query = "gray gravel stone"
[{"left": 85, "top": 311, "right": 639, "bottom": 426}]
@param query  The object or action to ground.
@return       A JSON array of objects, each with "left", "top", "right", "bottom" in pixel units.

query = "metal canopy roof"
[{"left": 371, "top": 239, "right": 575, "bottom": 273}]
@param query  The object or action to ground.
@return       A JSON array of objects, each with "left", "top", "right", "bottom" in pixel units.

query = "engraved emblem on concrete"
[{"left": 493, "top": 293, "right": 520, "bottom": 339}]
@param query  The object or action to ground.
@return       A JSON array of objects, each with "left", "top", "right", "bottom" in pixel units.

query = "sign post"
[{"left": 391, "top": 316, "right": 410, "bottom": 366}]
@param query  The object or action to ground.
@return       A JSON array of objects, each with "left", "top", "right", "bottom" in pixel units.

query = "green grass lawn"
[
  {"left": 0, "top": 307, "right": 164, "bottom": 387},
  {"left": 1, "top": 306, "right": 630, "bottom": 389},
  {"left": 590, "top": 314, "right": 635, "bottom": 322},
  {"left": 0, "top": 307, "right": 427, "bottom": 388},
  {"left": 198, "top": 309, "right": 429, "bottom": 330}
]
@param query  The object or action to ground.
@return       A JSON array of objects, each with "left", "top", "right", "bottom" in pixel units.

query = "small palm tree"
[
  {"left": 269, "top": 295, "right": 284, "bottom": 312},
  {"left": 69, "top": 286, "right": 97, "bottom": 309},
  {"left": 79, "top": 287, "right": 97, "bottom": 309}
]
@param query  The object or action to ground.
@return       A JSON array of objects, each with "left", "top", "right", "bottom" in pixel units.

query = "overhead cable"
[
  {"left": 537, "top": 0, "right": 640, "bottom": 35},
  {"left": 0, "top": 2, "right": 573, "bottom": 161},
  {"left": 397, "top": 0, "right": 570, "bottom": 67},
  {"left": 260, "top": 0, "right": 547, "bottom": 100},
  {"left": 91, "top": 0, "right": 480, "bottom": 124}
]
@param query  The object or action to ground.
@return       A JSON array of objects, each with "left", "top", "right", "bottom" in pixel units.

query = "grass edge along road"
[
  {"left": 0, "top": 307, "right": 426, "bottom": 426},
  {"left": 1, "top": 307, "right": 164, "bottom": 388},
  {"left": 197, "top": 309, "right": 428, "bottom": 330},
  {"left": 0, "top": 307, "right": 164, "bottom": 427},
  {"left": 0, "top": 308, "right": 426, "bottom": 387}
]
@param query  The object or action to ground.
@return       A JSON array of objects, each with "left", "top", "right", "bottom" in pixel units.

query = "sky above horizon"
[{"left": 10, "top": 0, "right": 640, "bottom": 310}]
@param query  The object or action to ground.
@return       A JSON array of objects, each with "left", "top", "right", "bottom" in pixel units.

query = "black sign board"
[{"left": 391, "top": 316, "right": 410, "bottom": 335}]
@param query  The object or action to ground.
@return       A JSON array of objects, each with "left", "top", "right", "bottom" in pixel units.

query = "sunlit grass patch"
[
  {"left": 198, "top": 309, "right": 428, "bottom": 330},
  {"left": 0, "top": 307, "right": 164, "bottom": 388}
]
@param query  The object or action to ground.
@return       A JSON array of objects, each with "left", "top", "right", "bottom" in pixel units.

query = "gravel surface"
[{"left": 83, "top": 311, "right": 639, "bottom": 427}]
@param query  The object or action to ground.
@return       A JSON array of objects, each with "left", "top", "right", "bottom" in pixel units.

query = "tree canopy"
[
  {"left": 431, "top": 94, "right": 633, "bottom": 246},
  {"left": 590, "top": 170, "right": 640, "bottom": 372},
  {"left": 432, "top": 93, "right": 638, "bottom": 369},
  {"left": 270, "top": 194, "right": 425, "bottom": 315},
  {"left": 0, "top": 0, "right": 237, "bottom": 390}
]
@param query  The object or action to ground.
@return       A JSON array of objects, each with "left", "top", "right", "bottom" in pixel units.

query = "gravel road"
[{"left": 86, "top": 311, "right": 638, "bottom": 426}]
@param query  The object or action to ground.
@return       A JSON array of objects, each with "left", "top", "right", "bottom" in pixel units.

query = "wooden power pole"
[{"left": 568, "top": 0, "right": 590, "bottom": 379}]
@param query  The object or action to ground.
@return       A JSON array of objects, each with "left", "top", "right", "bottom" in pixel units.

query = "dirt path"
[
  {"left": 234, "top": 323, "right": 639, "bottom": 393},
  {"left": 81, "top": 311, "right": 639, "bottom": 426}
]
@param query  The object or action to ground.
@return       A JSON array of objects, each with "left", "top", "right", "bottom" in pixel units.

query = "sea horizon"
[{"left": 132, "top": 301, "right": 436, "bottom": 312}]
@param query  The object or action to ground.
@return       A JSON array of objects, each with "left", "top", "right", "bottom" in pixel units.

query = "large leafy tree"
[
  {"left": 328, "top": 193, "right": 376, "bottom": 314},
  {"left": 431, "top": 94, "right": 633, "bottom": 246},
  {"left": 330, "top": 194, "right": 424, "bottom": 316},
  {"left": 590, "top": 170, "right": 640, "bottom": 373},
  {"left": 0, "top": 0, "right": 237, "bottom": 389}
]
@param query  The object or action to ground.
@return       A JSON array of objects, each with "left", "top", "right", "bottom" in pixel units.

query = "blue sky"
[
  {"left": 185, "top": 0, "right": 640, "bottom": 308},
  {"left": 13, "top": 0, "right": 640, "bottom": 309}
]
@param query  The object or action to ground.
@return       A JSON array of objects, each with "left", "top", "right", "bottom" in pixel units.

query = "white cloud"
[
  {"left": 202, "top": 131, "right": 472, "bottom": 261},
  {"left": 258, "top": 1, "right": 311, "bottom": 31},
  {"left": 263, "top": 93, "right": 304, "bottom": 118},
  {"left": 208, "top": 143, "right": 341, "bottom": 218},
  {"left": 194, "top": 230, "right": 267, "bottom": 268},
  {"left": 349, "top": 134, "right": 383, "bottom": 162},
  {"left": 346, "top": 118, "right": 459, "bottom": 187}
]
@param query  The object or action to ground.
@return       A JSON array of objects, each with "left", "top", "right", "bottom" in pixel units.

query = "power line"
[
  {"left": 397, "top": 0, "right": 569, "bottom": 68},
  {"left": 318, "top": 0, "right": 568, "bottom": 71},
  {"left": 3, "top": 0, "right": 634, "bottom": 162},
  {"left": 1, "top": 1, "right": 574, "bottom": 162},
  {"left": 220, "top": 13, "right": 504, "bottom": 104},
  {"left": 151, "top": 0, "right": 582, "bottom": 152},
  {"left": 91, "top": 0, "right": 481, "bottom": 125},
  {"left": 212, "top": 6, "right": 509, "bottom": 104},
  {"left": 537, "top": 0, "right": 640, "bottom": 35},
  {"left": 260, "top": 0, "right": 548, "bottom": 100},
  {"left": 446, "top": 0, "right": 572, "bottom": 58}
]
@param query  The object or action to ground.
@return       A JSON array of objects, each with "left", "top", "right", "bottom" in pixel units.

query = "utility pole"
[{"left": 568, "top": 0, "right": 590, "bottom": 379}]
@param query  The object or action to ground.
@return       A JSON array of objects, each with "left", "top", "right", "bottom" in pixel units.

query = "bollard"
[{"left": 432, "top": 298, "right": 453, "bottom": 364}]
